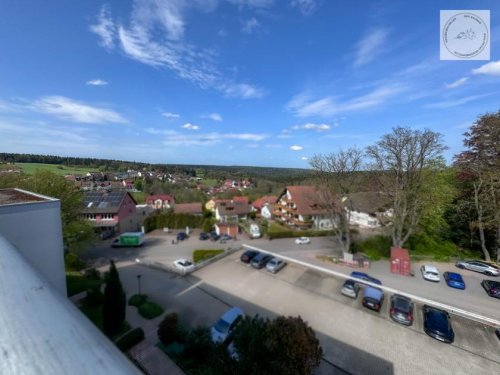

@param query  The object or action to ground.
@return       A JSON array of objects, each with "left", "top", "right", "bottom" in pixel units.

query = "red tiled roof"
[
  {"left": 279, "top": 186, "right": 337, "bottom": 215},
  {"left": 146, "top": 194, "right": 174, "bottom": 204},
  {"left": 252, "top": 195, "right": 277, "bottom": 209},
  {"left": 174, "top": 202, "right": 202, "bottom": 214}
]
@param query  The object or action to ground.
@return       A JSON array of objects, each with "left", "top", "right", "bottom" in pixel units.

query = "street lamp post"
[{"left": 137, "top": 274, "right": 142, "bottom": 295}]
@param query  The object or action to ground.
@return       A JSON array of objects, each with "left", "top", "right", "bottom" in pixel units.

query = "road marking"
[
  {"left": 175, "top": 280, "right": 204, "bottom": 297},
  {"left": 242, "top": 244, "right": 500, "bottom": 327}
]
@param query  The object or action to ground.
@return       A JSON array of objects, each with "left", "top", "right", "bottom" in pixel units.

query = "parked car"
[
  {"left": 266, "top": 257, "right": 286, "bottom": 274},
  {"left": 240, "top": 250, "right": 260, "bottom": 263},
  {"left": 210, "top": 232, "right": 220, "bottom": 241},
  {"left": 389, "top": 294, "right": 413, "bottom": 326},
  {"left": 420, "top": 265, "right": 440, "bottom": 282},
  {"left": 199, "top": 232, "right": 210, "bottom": 240},
  {"left": 481, "top": 279, "right": 500, "bottom": 299},
  {"left": 173, "top": 259, "right": 195, "bottom": 273},
  {"left": 455, "top": 260, "right": 499, "bottom": 276},
  {"left": 362, "top": 286, "right": 384, "bottom": 312},
  {"left": 211, "top": 307, "right": 244, "bottom": 343},
  {"left": 251, "top": 253, "right": 273, "bottom": 269},
  {"left": 350, "top": 271, "right": 382, "bottom": 285},
  {"left": 341, "top": 279, "right": 361, "bottom": 299},
  {"left": 295, "top": 236, "right": 311, "bottom": 245},
  {"left": 220, "top": 234, "right": 232, "bottom": 241},
  {"left": 177, "top": 232, "right": 188, "bottom": 241},
  {"left": 422, "top": 305, "right": 454, "bottom": 343},
  {"left": 443, "top": 272, "right": 466, "bottom": 290}
]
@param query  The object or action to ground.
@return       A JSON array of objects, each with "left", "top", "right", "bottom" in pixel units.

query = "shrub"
[
  {"left": 193, "top": 249, "right": 224, "bottom": 263},
  {"left": 115, "top": 327, "right": 145, "bottom": 352},
  {"left": 65, "top": 252, "right": 86, "bottom": 271},
  {"left": 66, "top": 274, "right": 102, "bottom": 297},
  {"left": 138, "top": 301, "right": 164, "bottom": 320},
  {"left": 128, "top": 294, "right": 148, "bottom": 307},
  {"left": 85, "top": 287, "right": 104, "bottom": 307},
  {"left": 158, "top": 312, "right": 180, "bottom": 345},
  {"left": 351, "top": 235, "right": 392, "bottom": 260},
  {"left": 407, "top": 233, "right": 458, "bottom": 261},
  {"left": 83, "top": 268, "right": 101, "bottom": 279}
]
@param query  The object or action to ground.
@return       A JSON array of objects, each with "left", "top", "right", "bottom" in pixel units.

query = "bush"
[
  {"left": 65, "top": 252, "right": 86, "bottom": 271},
  {"left": 267, "top": 222, "right": 334, "bottom": 239},
  {"left": 351, "top": 235, "right": 392, "bottom": 260},
  {"left": 138, "top": 301, "right": 164, "bottom": 320},
  {"left": 85, "top": 287, "right": 104, "bottom": 307},
  {"left": 66, "top": 274, "right": 103, "bottom": 297},
  {"left": 83, "top": 268, "right": 101, "bottom": 279},
  {"left": 158, "top": 312, "right": 180, "bottom": 345},
  {"left": 407, "top": 233, "right": 459, "bottom": 261},
  {"left": 193, "top": 249, "right": 224, "bottom": 263},
  {"left": 128, "top": 294, "right": 148, "bottom": 307},
  {"left": 115, "top": 327, "right": 145, "bottom": 352}
]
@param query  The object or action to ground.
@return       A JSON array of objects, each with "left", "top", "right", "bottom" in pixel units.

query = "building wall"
[
  {"left": 0, "top": 197, "right": 66, "bottom": 294},
  {"left": 117, "top": 194, "right": 138, "bottom": 233}
]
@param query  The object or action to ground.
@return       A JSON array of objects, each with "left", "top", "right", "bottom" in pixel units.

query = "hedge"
[
  {"left": 267, "top": 222, "right": 334, "bottom": 239},
  {"left": 138, "top": 301, "right": 164, "bottom": 320},
  {"left": 144, "top": 212, "right": 204, "bottom": 232},
  {"left": 115, "top": 327, "right": 145, "bottom": 352},
  {"left": 193, "top": 249, "right": 224, "bottom": 263}
]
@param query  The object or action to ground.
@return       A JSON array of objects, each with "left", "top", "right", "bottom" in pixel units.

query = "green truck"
[{"left": 111, "top": 232, "right": 145, "bottom": 248}]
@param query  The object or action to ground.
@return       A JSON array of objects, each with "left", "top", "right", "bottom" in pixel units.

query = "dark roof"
[
  {"left": 347, "top": 192, "right": 391, "bottom": 213},
  {"left": 82, "top": 191, "right": 135, "bottom": 214},
  {"left": 216, "top": 201, "right": 250, "bottom": 216}
]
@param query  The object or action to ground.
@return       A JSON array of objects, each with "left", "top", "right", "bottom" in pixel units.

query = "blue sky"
[{"left": 0, "top": 0, "right": 499, "bottom": 168}]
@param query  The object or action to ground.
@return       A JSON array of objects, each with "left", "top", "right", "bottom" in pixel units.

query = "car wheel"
[
  {"left": 457, "top": 264, "right": 465, "bottom": 269},
  {"left": 485, "top": 271, "right": 492, "bottom": 276}
]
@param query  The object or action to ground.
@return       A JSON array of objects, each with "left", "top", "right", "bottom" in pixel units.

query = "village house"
[
  {"left": 174, "top": 202, "right": 203, "bottom": 216},
  {"left": 145, "top": 194, "right": 175, "bottom": 210},
  {"left": 251, "top": 195, "right": 277, "bottom": 220}
]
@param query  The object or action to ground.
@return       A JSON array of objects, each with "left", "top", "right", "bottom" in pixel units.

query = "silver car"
[
  {"left": 266, "top": 257, "right": 286, "bottom": 274},
  {"left": 456, "top": 260, "right": 499, "bottom": 276},
  {"left": 341, "top": 279, "right": 360, "bottom": 299}
]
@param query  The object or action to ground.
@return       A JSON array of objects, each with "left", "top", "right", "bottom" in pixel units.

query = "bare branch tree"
[
  {"left": 366, "top": 127, "right": 446, "bottom": 248},
  {"left": 309, "top": 147, "right": 363, "bottom": 253}
]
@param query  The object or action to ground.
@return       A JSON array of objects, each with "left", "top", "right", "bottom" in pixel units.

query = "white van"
[{"left": 249, "top": 224, "right": 260, "bottom": 239}]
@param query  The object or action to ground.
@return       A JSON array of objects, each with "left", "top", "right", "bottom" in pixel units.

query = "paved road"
[{"left": 115, "top": 251, "right": 500, "bottom": 375}]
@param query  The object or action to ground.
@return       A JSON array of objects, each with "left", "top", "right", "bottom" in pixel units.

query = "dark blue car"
[
  {"left": 423, "top": 305, "right": 454, "bottom": 343},
  {"left": 350, "top": 271, "right": 382, "bottom": 285},
  {"left": 443, "top": 272, "right": 465, "bottom": 290}
]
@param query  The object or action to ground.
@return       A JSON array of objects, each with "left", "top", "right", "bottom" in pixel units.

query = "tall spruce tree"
[{"left": 102, "top": 260, "right": 126, "bottom": 335}]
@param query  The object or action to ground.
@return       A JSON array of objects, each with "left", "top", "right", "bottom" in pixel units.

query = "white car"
[
  {"left": 421, "top": 265, "right": 440, "bottom": 282},
  {"left": 295, "top": 236, "right": 311, "bottom": 245},
  {"left": 211, "top": 307, "right": 244, "bottom": 343},
  {"left": 173, "top": 259, "right": 195, "bottom": 273}
]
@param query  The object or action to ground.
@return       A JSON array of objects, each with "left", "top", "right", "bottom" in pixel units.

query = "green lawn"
[
  {"left": 16, "top": 163, "right": 93, "bottom": 176},
  {"left": 131, "top": 191, "right": 146, "bottom": 204}
]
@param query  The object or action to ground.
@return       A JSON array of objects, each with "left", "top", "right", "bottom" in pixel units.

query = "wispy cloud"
[
  {"left": 162, "top": 112, "right": 180, "bottom": 119},
  {"left": 241, "top": 18, "right": 260, "bottom": 34},
  {"left": 354, "top": 28, "right": 389, "bottom": 66},
  {"left": 89, "top": 5, "right": 116, "bottom": 49},
  {"left": 203, "top": 112, "right": 223, "bottom": 121},
  {"left": 287, "top": 84, "right": 403, "bottom": 117},
  {"left": 301, "top": 156, "right": 308, "bottom": 160},
  {"left": 445, "top": 77, "right": 468, "bottom": 89},
  {"left": 182, "top": 123, "right": 200, "bottom": 130},
  {"left": 290, "top": 145, "right": 303, "bottom": 151},
  {"left": 291, "top": 0, "right": 318, "bottom": 15},
  {"left": 424, "top": 93, "right": 494, "bottom": 109},
  {"left": 292, "top": 123, "right": 332, "bottom": 132},
  {"left": 86, "top": 79, "right": 108, "bottom": 86},
  {"left": 90, "top": 2, "right": 264, "bottom": 99},
  {"left": 31, "top": 96, "right": 127, "bottom": 124},
  {"left": 472, "top": 60, "right": 500, "bottom": 76}
]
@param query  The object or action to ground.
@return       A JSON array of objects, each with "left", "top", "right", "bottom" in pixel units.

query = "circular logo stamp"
[{"left": 442, "top": 12, "right": 489, "bottom": 58}]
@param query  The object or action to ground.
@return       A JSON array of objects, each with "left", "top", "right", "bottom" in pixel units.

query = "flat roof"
[{"left": 0, "top": 188, "right": 53, "bottom": 206}]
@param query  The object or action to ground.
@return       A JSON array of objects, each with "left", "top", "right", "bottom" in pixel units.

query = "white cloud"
[
  {"left": 445, "top": 77, "right": 468, "bottom": 89},
  {"left": 287, "top": 84, "right": 403, "bottom": 117},
  {"left": 182, "top": 123, "right": 200, "bottom": 130},
  {"left": 149, "top": 129, "right": 267, "bottom": 147},
  {"left": 354, "top": 28, "right": 389, "bottom": 67},
  {"left": 292, "top": 123, "right": 331, "bottom": 132},
  {"left": 89, "top": 5, "right": 116, "bottom": 49},
  {"left": 424, "top": 93, "right": 493, "bottom": 109},
  {"left": 162, "top": 112, "right": 180, "bottom": 118},
  {"left": 291, "top": 0, "right": 317, "bottom": 15},
  {"left": 86, "top": 79, "right": 108, "bottom": 86},
  {"left": 301, "top": 156, "right": 308, "bottom": 160},
  {"left": 290, "top": 145, "right": 303, "bottom": 151},
  {"left": 31, "top": 96, "right": 127, "bottom": 124},
  {"left": 472, "top": 61, "right": 500, "bottom": 76},
  {"left": 91, "top": 3, "right": 264, "bottom": 100},
  {"left": 242, "top": 18, "right": 260, "bottom": 34},
  {"left": 203, "top": 112, "right": 223, "bottom": 121}
]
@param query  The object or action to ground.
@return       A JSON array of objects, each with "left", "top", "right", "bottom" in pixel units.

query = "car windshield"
[
  {"left": 427, "top": 271, "right": 438, "bottom": 276},
  {"left": 394, "top": 299, "right": 410, "bottom": 312},
  {"left": 180, "top": 261, "right": 192, "bottom": 266},
  {"left": 214, "top": 319, "right": 230, "bottom": 334}
]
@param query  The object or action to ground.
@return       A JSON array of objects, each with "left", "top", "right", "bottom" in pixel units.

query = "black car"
[
  {"left": 422, "top": 305, "right": 454, "bottom": 343},
  {"left": 481, "top": 279, "right": 500, "bottom": 299},
  {"left": 389, "top": 294, "right": 413, "bottom": 326},
  {"left": 250, "top": 253, "right": 272, "bottom": 269},
  {"left": 199, "top": 232, "right": 210, "bottom": 240},
  {"left": 210, "top": 232, "right": 220, "bottom": 241},
  {"left": 240, "top": 250, "right": 259, "bottom": 263},
  {"left": 177, "top": 232, "right": 188, "bottom": 241}
]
